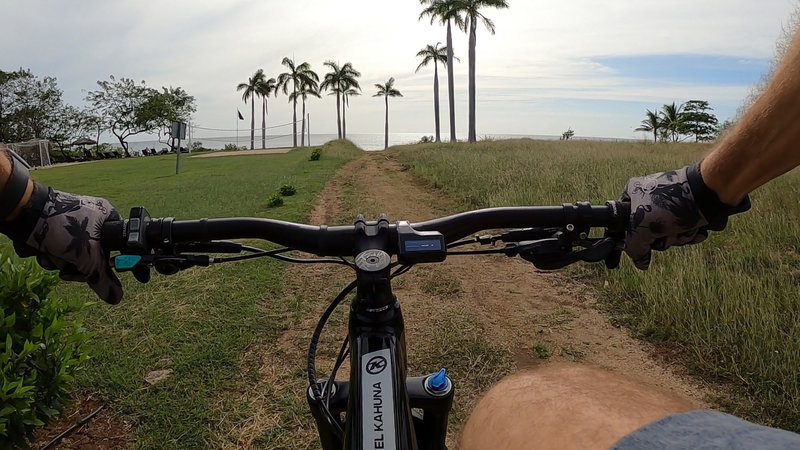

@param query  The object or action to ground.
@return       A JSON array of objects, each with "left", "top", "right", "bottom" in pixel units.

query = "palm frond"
[
  {"left": 481, "top": 14, "right": 495, "bottom": 34},
  {"left": 416, "top": 55, "right": 433, "bottom": 73}
]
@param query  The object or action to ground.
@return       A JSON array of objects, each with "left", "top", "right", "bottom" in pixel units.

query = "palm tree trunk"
[
  {"left": 292, "top": 86, "right": 298, "bottom": 147},
  {"left": 446, "top": 20, "right": 456, "bottom": 142},
  {"left": 301, "top": 98, "right": 306, "bottom": 147},
  {"left": 468, "top": 19, "right": 477, "bottom": 143},
  {"left": 250, "top": 97, "right": 255, "bottom": 150},
  {"left": 653, "top": 129, "right": 657, "bottom": 143},
  {"left": 433, "top": 60, "right": 441, "bottom": 142},
  {"left": 342, "top": 96, "right": 347, "bottom": 139},
  {"left": 261, "top": 98, "right": 266, "bottom": 149},
  {"left": 384, "top": 96, "right": 389, "bottom": 150},
  {"left": 336, "top": 93, "right": 342, "bottom": 139}
]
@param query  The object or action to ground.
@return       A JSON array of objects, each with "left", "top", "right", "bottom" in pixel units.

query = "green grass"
[
  {"left": 394, "top": 138, "right": 800, "bottom": 432},
  {"left": 22, "top": 141, "right": 362, "bottom": 448}
]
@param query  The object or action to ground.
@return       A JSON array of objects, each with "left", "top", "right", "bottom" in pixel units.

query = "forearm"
[
  {"left": 0, "top": 144, "right": 35, "bottom": 221},
  {"left": 702, "top": 30, "right": 800, "bottom": 205}
]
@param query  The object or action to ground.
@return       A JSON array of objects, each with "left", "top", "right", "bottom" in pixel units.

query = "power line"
[
  {"left": 197, "top": 134, "right": 294, "bottom": 142},
  {"left": 193, "top": 120, "right": 299, "bottom": 132}
]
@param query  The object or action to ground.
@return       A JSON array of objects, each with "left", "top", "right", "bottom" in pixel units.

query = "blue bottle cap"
[{"left": 426, "top": 368, "right": 449, "bottom": 393}]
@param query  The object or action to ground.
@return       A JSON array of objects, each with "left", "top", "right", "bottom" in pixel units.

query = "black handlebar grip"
[{"left": 101, "top": 220, "right": 125, "bottom": 251}]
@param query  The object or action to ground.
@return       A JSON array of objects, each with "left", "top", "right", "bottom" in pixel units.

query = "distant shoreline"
[{"left": 110, "top": 133, "right": 641, "bottom": 154}]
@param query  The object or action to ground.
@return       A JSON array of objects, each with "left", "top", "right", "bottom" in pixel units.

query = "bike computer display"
[{"left": 396, "top": 221, "right": 446, "bottom": 264}]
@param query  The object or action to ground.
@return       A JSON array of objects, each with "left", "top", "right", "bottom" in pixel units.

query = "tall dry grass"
[{"left": 395, "top": 138, "right": 800, "bottom": 431}]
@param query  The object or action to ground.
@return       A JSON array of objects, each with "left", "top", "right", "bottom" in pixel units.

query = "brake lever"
[
  {"left": 602, "top": 230, "right": 626, "bottom": 269},
  {"left": 508, "top": 238, "right": 577, "bottom": 270},
  {"left": 509, "top": 236, "right": 624, "bottom": 270}
]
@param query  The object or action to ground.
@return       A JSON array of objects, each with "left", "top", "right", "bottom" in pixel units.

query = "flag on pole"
[{"left": 237, "top": 109, "right": 244, "bottom": 120}]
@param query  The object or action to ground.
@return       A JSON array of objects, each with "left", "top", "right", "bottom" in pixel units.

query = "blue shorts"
[{"left": 612, "top": 410, "right": 800, "bottom": 449}]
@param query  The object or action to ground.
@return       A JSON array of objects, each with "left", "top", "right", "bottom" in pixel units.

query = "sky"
[{"left": 2, "top": 0, "right": 798, "bottom": 141}]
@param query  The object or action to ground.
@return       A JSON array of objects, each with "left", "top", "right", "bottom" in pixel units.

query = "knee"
[{"left": 460, "top": 363, "right": 697, "bottom": 450}]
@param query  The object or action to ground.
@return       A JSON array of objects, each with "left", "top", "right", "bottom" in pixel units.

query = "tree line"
[
  {"left": 237, "top": 57, "right": 407, "bottom": 151},
  {"left": 635, "top": 100, "right": 720, "bottom": 143},
  {"left": 237, "top": 0, "right": 509, "bottom": 149},
  {"left": 0, "top": 68, "right": 195, "bottom": 158},
  {"left": 236, "top": 58, "right": 362, "bottom": 150},
  {"left": 4, "top": 0, "right": 510, "bottom": 156}
]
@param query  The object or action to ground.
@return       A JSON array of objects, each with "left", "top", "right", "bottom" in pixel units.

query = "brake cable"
[{"left": 306, "top": 263, "right": 414, "bottom": 439}]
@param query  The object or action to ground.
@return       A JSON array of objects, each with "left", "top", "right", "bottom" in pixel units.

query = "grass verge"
[
  {"left": 21, "top": 140, "right": 362, "bottom": 448},
  {"left": 394, "top": 138, "right": 800, "bottom": 432}
]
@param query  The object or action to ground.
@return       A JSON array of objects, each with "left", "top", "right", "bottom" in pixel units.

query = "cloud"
[{"left": 1, "top": 0, "right": 795, "bottom": 140}]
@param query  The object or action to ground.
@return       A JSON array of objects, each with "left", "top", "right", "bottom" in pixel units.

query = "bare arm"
[
  {"left": 0, "top": 144, "right": 34, "bottom": 221},
  {"left": 702, "top": 29, "right": 800, "bottom": 205}
]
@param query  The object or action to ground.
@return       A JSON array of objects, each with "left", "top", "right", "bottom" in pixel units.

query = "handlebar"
[{"left": 101, "top": 201, "right": 630, "bottom": 258}]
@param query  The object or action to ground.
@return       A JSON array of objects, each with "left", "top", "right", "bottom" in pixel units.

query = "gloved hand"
[
  {"left": 620, "top": 163, "right": 750, "bottom": 270},
  {"left": 8, "top": 185, "right": 123, "bottom": 304}
]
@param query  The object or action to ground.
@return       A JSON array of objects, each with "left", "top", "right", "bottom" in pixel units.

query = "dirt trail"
[{"left": 220, "top": 153, "right": 713, "bottom": 448}]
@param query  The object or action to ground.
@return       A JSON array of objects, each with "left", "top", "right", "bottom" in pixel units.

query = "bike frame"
[{"left": 306, "top": 218, "right": 454, "bottom": 450}]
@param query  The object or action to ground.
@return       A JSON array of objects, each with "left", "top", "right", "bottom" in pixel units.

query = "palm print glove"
[
  {"left": 620, "top": 163, "right": 750, "bottom": 270},
  {"left": 6, "top": 185, "right": 123, "bottom": 304}
]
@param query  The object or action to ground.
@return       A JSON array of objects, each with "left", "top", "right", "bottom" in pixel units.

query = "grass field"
[
  {"left": 394, "top": 138, "right": 800, "bottom": 431},
  {"left": 21, "top": 141, "right": 362, "bottom": 448}
]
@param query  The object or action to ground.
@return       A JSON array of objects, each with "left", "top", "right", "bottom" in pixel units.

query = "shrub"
[
  {"left": 0, "top": 248, "right": 91, "bottom": 446},
  {"left": 309, "top": 148, "right": 321, "bottom": 161},
  {"left": 266, "top": 192, "right": 284, "bottom": 208},
  {"left": 96, "top": 143, "right": 114, "bottom": 153},
  {"left": 190, "top": 141, "right": 204, "bottom": 152},
  {"left": 418, "top": 136, "right": 435, "bottom": 144},
  {"left": 278, "top": 184, "right": 296, "bottom": 196},
  {"left": 223, "top": 143, "right": 242, "bottom": 151}
]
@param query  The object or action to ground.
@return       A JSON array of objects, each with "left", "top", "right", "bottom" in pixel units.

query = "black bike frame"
[
  {"left": 306, "top": 217, "right": 454, "bottom": 450},
  {"left": 307, "top": 268, "right": 454, "bottom": 450}
]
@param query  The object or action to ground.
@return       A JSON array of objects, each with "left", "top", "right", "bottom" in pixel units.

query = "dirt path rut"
[{"left": 221, "top": 153, "right": 712, "bottom": 448}]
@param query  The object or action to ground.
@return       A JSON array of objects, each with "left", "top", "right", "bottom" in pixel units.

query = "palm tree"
[
  {"left": 373, "top": 78, "right": 403, "bottom": 150},
  {"left": 416, "top": 43, "right": 454, "bottom": 142},
  {"left": 661, "top": 102, "right": 685, "bottom": 142},
  {"left": 635, "top": 109, "right": 662, "bottom": 143},
  {"left": 320, "top": 61, "right": 361, "bottom": 139},
  {"left": 255, "top": 76, "right": 277, "bottom": 149},
  {"left": 289, "top": 77, "right": 321, "bottom": 147},
  {"left": 420, "top": 0, "right": 465, "bottom": 142},
  {"left": 236, "top": 69, "right": 265, "bottom": 150},
  {"left": 342, "top": 85, "right": 360, "bottom": 139},
  {"left": 277, "top": 57, "right": 318, "bottom": 147},
  {"left": 455, "top": 0, "right": 509, "bottom": 143}
]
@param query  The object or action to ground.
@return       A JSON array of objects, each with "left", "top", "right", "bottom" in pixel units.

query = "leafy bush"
[
  {"left": 308, "top": 148, "right": 321, "bottom": 161},
  {"left": 266, "top": 193, "right": 284, "bottom": 208},
  {"left": 223, "top": 143, "right": 243, "bottom": 151},
  {"left": 278, "top": 184, "right": 296, "bottom": 196},
  {"left": 418, "top": 136, "right": 434, "bottom": 144},
  {"left": 0, "top": 248, "right": 91, "bottom": 446},
  {"left": 96, "top": 143, "right": 114, "bottom": 153},
  {"left": 190, "top": 141, "right": 204, "bottom": 152}
]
